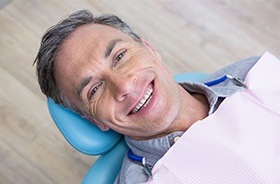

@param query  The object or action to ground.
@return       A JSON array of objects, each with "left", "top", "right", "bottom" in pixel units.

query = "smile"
[{"left": 130, "top": 83, "right": 153, "bottom": 114}]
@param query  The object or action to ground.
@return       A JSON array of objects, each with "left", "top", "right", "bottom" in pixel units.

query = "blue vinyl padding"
[
  {"left": 82, "top": 140, "right": 128, "bottom": 184},
  {"left": 48, "top": 98, "right": 123, "bottom": 155},
  {"left": 173, "top": 72, "right": 208, "bottom": 83}
]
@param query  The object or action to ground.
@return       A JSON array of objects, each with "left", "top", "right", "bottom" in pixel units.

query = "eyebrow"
[
  {"left": 104, "top": 38, "right": 123, "bottom": 58},
  {"left": 77, "top": 76, "right": 92, "bottom": 98},
  {"left": 76, "top": 39, "right": 123, "bottom": 99}
]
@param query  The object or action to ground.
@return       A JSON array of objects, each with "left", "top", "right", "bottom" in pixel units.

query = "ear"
[
  {"left": 82, "top": 115, "right": 110, "bottom": 131},
  {"left": 140, "top": 37, "right": 162, "bottom": 61}
]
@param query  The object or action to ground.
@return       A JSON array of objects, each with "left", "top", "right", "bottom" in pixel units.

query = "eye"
[
  {"left": 88, "top": 83, "right": 102, "bottom": 100},
  {"left": 115, "top": 49, "right": 127, "bottom": 64}
]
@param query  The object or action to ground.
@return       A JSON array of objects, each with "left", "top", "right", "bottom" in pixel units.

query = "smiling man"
[
  {"left": 54, "top": 23, "right": 208, "bottom": 140},
  {"left": 34, "top": 10, "right": 259, "bottom": 183}
]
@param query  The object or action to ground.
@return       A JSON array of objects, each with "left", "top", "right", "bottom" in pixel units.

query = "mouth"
[{"left": 129, "top": 81, "right": 154, "bottom": 115}]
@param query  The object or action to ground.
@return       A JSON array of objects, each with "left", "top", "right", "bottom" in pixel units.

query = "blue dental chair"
[{"left": 47, "top": 73, "right": 208, "bottom": 184}]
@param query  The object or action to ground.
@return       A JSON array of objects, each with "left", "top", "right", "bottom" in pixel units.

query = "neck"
[{"left": 168, "top": 85, "right": 209, "bottom": 134}]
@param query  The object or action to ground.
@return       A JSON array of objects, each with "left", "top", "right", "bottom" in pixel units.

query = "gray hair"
[{"left": 34, "top": 9, "right": 141, "bottom": 114}]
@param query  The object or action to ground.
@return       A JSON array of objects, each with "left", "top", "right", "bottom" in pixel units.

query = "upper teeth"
[{"left": 131, "top": 85, "right": 153, "bottom": 114}]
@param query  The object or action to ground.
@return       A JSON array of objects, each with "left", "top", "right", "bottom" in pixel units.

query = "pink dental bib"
[{"left": 145, "top": 52, "right": 280, "bottom": 184}]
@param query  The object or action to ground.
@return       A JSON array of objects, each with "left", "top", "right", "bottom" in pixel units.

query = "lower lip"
[{"left": 132, "top": 81, "right": 157, "bottom": 116}]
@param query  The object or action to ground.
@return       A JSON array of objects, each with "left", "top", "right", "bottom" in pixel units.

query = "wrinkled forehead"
[
  {"left": 55, "top": 23, "right": 135, "bottom": 69},
  {"left": 57, "top": 24, "right": 118, "bottom": 62}
]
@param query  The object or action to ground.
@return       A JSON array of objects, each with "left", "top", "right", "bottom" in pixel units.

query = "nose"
[{"left": 105, "top": 71, "right": 136, "bottom": 101}]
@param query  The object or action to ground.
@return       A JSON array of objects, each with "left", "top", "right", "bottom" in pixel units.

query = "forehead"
[
  {"left": 55, "top": 23, "right": 135, "bottom": 76},
  {"left": 58, "top": 24, "right": 132, "bottom": 61}
]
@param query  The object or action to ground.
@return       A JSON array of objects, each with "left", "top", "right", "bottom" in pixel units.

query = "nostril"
[
  {"left": 119, "top": 93, "right": 128, "bottom": 101},
  {"left": 133, "top": 76, "right": 137, "bottom": 84}
]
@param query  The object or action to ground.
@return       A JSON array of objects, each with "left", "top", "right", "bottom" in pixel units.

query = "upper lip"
[{"left": 128, "top": 80, "right": 154, "bottom": 115}]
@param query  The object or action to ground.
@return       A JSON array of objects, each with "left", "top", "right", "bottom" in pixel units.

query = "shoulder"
[{"left": 114, "top": 155, "right": 148, "bottom": 184}]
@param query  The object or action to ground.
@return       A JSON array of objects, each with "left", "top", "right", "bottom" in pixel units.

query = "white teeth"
[{"left": 131, "top": 85, "right": 153, "bottom": 114}]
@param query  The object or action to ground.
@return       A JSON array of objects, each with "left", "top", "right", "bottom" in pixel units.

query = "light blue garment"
[{"left": 114, "top": 57, "right": 260, "bottom": 184}]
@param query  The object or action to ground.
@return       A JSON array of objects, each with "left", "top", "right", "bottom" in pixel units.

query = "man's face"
[{"left": 55, "top": 24, "right": 183, "bottom": 139}]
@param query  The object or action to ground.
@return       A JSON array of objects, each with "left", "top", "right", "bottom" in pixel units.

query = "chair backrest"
[
  {"left": 48, "top": 98, "right": 123, "bottom": 155},
  {"left": 47, "top": 72, "right": 208, "bottom": 184}
]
